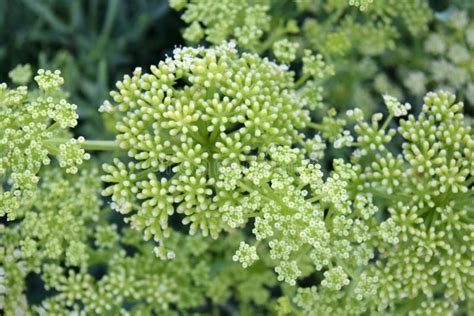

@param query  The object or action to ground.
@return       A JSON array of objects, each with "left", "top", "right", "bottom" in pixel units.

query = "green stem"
[
  {"left": 135, "top": 166, "right": 161, "bottom": 181},
  {"left": 42, "top": 142, "right": 60, "bottom": 156},
  {"left": 294, "top": 73, "right": 311, "bottom": 89},
  {"left": 81, "top": 140, "right": 121, "bottom": 151},
  {"left": 256, "top": 27, "right": 286, "bottom": 54},
  {"left": 381, "top": 113, "right": 394, "bottom": 130},
  {"left": 46, "top": 122, "right": 60, "bottom": 133},
  {"left": 308, "top": 122, "right": 324, "bottom": 130},
  {"left": 208, "top": 127, "right": 220, "bottom": 145},
  {"left": 188, "top": 131, "right": 208, "bottom": 146},
  {"left": 45, "top": 138, "right": 121, "bottom": 151}
]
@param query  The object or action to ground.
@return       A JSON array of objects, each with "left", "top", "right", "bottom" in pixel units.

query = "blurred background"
[{"left": 0, "top": 0, "right": 183, "bottom": 137}]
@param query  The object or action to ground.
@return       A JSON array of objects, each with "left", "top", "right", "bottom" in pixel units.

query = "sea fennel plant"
[
  {"left": 2, "top": 60, "right": 470, "bottom": 316},
  {"left": 1, "top": 1, "right": 474, "bottom": 314},
  {"left": 96, "top": 41, "right": 472, "bottom": 313}
]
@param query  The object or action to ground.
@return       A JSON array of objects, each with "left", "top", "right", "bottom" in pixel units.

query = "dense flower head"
[
  {"left": 321, "top": 266, "right": 350, "bottom": 290},
  {"left": 302, "top": 50, "right": 335, "bottom": 79},
  {"left": 103, "top": 42, "right": 310, "bottom": 248},
  {"left": 57, "top": 137, "right": 91, "bottom": 174},
  {"left": 214, "top": 146, "right": 377, "bottom": 290},
  {"left": 0, "top": 166, "right": 101, "bottom": 313},
  {"left": 352, "top": 91, "right": 472, "bottom": 210},
  {"left": 299, "top": 91, "right": 473, "bottom": 314},
  {"left": 34, "top": 69, "right": 65, "bottom": 91},
  {"left": 366, "top": 93, "right": 473, "bottom": 312},
  {"left": 0, "top": 68, "right": 88, "bottom": 221},
  {"left": 233, "top": 241, "right": 259, "bottom": 268}
]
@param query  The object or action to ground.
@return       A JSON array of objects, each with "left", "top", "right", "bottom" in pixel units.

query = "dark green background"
[{"left": 0, "top": 0, "right": 184, "bottom": 137}]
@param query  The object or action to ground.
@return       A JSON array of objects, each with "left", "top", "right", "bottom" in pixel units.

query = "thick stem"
[
  {"left": 308, "top": 122, "right": 324, "bottom": 130},
  {"left": 45, "top": 138, "right": 121, "bottom": 151},
  {"left": 81, "top": 140, "right": 121, "bottom": 151}
]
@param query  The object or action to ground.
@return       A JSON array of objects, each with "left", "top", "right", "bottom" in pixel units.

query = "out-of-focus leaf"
[{"left": 21, "top": 0, "right": 71, "bottom": 34}]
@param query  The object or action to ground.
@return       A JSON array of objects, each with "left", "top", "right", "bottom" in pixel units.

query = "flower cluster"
[
  {"left": 383, "top": 94, "right": 411, "bottom": 117},
  {"left": 178, "top": 2, "right": 472, "bottom": 124},
  {"left": 348, "top": 0, "right": 373, "bottom": 11},
  {"left": 102, "top": 43, "right": 310, "bottom": 250},
  {"left": 218, "top": 146, "right": 377, "bottom": 290},
  {"left": 34, "top": 69, "right": 65, "bottom": 91},
  {"left": 233, "top": 241, "right": 259, "bottom": 268},
  {"left": 0, "top": 166, "right": 101, "bottom": 313},
  {"left": 0, "top": 69, "right": 88, "bottom": 221},
  {"left": 170, "top": 0, "right": 271, "bottom": 49},
  {"left": 170, "top": 0, "right": 434, "bottom": 115},
  {"left": 273, "top": 39, "right": 300, "bottom": 64},
  {"left": 294, "top": 91, "right": 473, "bottom": 314},
  {"left": 57, "top": 137, "right": 91, "bottom": 174},
  {"left": 0, "top": 164, "right": 278, "bottom": 315},
  {"left": 360, "top": 92, "right": 473, "bottom": 312}
]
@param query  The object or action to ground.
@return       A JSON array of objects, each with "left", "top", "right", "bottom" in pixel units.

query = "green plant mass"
[{"left": 0, "top": 1, "right": 473, "bottom": 315}]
